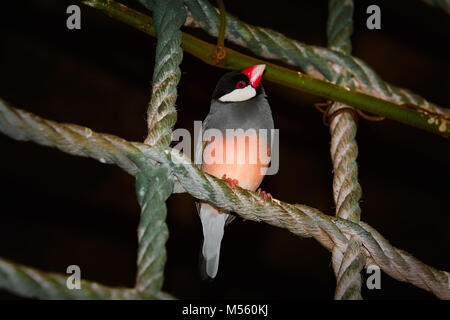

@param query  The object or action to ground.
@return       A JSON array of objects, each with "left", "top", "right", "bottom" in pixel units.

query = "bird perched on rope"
[{"left": 195, "top": 64, "right": 274, "bottom": 279}]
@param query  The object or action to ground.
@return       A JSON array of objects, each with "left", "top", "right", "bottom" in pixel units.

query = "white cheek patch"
[{"left": 218, "top": 85, "right": 256, "bottom": 102}]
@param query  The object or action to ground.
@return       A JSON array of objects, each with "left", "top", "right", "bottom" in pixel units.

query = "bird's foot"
[
  {"left": 257, "top": 188, "right": 272, "bottom": 200},
  {"left": 222, "top": 174, "right": 239, "bottom": 189}
]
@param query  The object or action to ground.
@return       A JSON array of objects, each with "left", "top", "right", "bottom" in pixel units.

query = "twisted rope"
[
  {"left": 327, "top": 0, "right": 354, "bottom": 54},
  {"left": 135, "top": 0, "right": 186, "bottom": 294},
  {"left": 1, "top": 100, "right": 448, "bottom": 299},
  {"left": 0, "top": 100, "right": 147, "bottom": 174},
  {"left": 0, "top": 258, "right": 174, "bottom": 300},
  {"left": 0, "top": 98, "right": 184, "bottom": 191},
  {"left": 143, "top": 0, "right": 185, "bottom": 147},
  {"left": 329, "top": 102, "right": 366, "bottom": 300},
  {"left": 181, "top": 0, "right": 449, "bottom": 118},
  {"left": 327, "top": 0, "right": 365, "bottom": 300},
  {"left": 135, "top": 165, "right": 173, "bottom": 294}
]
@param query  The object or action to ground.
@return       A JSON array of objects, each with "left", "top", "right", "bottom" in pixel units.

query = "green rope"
[
  {"left": 0, "top": 258, "right": 174, "bottom": 299},
  {"left": 327, "top": 0, "right": 354, "bottom": 54},
  {"left": 135, "top": 0, "right": 186, "bottom": 294},
  {"left": 0, "top": 99, "right": 147, "bottom": 175},
  {"left": 135, "top": 166, "right": 173, "bottom": 294},
  {"left": 143, "top": 0, "right": 186, "bottom": 147}
]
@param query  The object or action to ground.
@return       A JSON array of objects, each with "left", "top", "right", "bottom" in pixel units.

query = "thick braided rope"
[
  {"left": 327, "top": 0, "right": 354, "bottom": 54},
  {"left": 143, "top": 0, "right": 185, "bottom": 147},
  {"left": 329, "top": 103, "right": 366, "bottom": 300},
  {"left": 1, "top": 101, "right": 449, "bottom": 299},
  {"left": 135, "top": 165, "right": 174, "bottom": 294},
  {"left": 135, "top": 0, "right": 186, "bottom": 294},
  {"left": 0, "top": 98, "right": 183, "bottom": 190},
  {"left": 181, "top": 0, "right": 449, "bottom": 117},
  {"left": 0, "top": 258, "right": 174, "bottom": 300},
  {"left": 327, "top": 0, "right": 365, "bottom": 300},
  {"left": 0, "top": 100, "right": 147, "bottom": 174}
]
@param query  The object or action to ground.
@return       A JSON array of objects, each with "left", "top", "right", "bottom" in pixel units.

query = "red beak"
[{"left": 241, "top": 64, "right": 266, "bottom": 88}]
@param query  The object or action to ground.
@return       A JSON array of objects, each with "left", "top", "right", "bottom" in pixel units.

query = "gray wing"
[
  {"left": 195, "top": 114, "right": 234, "bottom": 223},
  {"left": 194, "top": 119, "right": 206, "bottom": 170},
  {"left": 194, "top": 119, "right": 206, "bottom": 214}
]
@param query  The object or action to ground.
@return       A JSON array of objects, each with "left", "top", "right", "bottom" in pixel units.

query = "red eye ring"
[{"left": 236, "top": 81, "right": 246, "bottom": 89}]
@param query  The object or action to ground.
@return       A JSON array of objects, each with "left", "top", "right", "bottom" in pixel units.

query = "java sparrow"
[{"left": 195, "top": 64, "right": 274, "bottom": 279}]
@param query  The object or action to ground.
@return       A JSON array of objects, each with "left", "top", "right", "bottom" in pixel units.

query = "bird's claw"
[
  {"left": 222, "top": 174, "right": 239, "bottom": 189},
  {"left": 257, "top": 188, "right": 272, "bottom": 200}
]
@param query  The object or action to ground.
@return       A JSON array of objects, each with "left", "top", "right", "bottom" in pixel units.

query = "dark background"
[{"left": 0, "top": 0, "right": 449, "bottom": 299}]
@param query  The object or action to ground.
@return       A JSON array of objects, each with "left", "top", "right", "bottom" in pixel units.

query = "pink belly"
[{"left": 201, "top": 133, "right": 271, "bottom": 191}]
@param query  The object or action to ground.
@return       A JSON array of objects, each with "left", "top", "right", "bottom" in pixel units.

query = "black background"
[{"left": 0, "top": 0, "right": 449, "bottom": 299}]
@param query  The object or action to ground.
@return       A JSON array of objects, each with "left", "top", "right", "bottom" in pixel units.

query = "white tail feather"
[{"left": 199, "top": 203, "right": 229, "bottom": 279}]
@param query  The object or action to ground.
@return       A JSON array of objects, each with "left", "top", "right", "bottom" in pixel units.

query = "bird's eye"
[{"left": 236, "top": 81, "right": 246, "bottom": 89}]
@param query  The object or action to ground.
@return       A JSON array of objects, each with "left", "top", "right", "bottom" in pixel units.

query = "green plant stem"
[
  {"left": 216, "top": 0, "right": 226, "bottom": 48},
  {"left": 82, "top": 0, "right": 449, "bottom": 138}
]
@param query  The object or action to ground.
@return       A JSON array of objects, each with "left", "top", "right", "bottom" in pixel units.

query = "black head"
[{"left": 212, "top": 65, "right": 266, "bottom": 102}]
